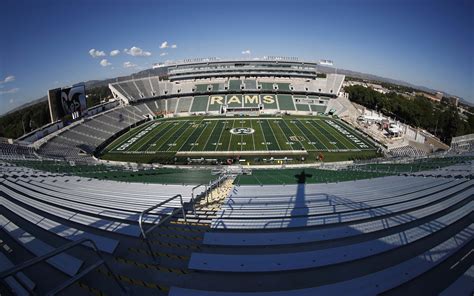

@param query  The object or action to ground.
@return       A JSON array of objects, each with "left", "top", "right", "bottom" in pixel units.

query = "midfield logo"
[{"left": 230, "top": 128, "right": 255, "bottom": 135}]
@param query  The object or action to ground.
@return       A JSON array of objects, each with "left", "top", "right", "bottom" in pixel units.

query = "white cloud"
[
  {"left": 171, "top": 44, "right": 177, "bottom": 49},
  {"left": 9, "top": 98, "right": 14, "bottom": 104},
  {"left": 0, "top": 75, "right": 15, "bottom": 84},
  {"left": 160, "top": 41, "right": 169, "bottom": 49},
  {"left": 100, "top": 59, "right": 111, "bottom": 67},
  {"left": 89, "top": 49, "right": 106, "bottom": 58},
  {"left": 124, "top": 46, "right": 152, "bottom": 57},
  {"left": 110, "top": 49, "right": 120, "bottom": 56},
  {"left": 0, "top": 88, "right": 19, "bottom": 94},
  {"left": 241, "top": 50, "right": 251, "bottom": 55},
  {"left": 160, "top": 52, "right": 168, "bottom": 57},
  {"left": 123, "top": 61, "right": 137, "bottom": 68}
]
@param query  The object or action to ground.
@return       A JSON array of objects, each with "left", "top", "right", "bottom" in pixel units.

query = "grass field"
[
  {"left": 101, "top": 116, "right": 379, "bottom": 163},
  {"left": 235, "top": 168, "right": 390, "bottom": 185}
]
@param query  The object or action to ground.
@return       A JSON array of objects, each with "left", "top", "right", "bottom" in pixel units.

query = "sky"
[{"left": 0, "top": 0, "right": 473, "bottom": 114}]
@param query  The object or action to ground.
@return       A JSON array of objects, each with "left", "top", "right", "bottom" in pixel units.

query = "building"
[{"left": 442, "top": 96, "right": 460, "bottom": 107}]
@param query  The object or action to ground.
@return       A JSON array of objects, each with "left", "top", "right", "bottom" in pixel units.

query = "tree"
[{"left": 344, "top": 85, "right": 472, "bottom": 144}]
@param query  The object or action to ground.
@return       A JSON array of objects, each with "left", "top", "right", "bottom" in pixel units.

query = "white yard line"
[
  {"left": 214, "top": 121, "right": 227, "bottom": 152},
  {"left": 190, "top": 120, "right": 210, "bottom": 152},
  {"left": 201, "top": 121, "right": 218, "bottom": 151},
  {"left": 295, "top": 119, "right": 331, "bottom": 150},
  {"left": 266, "top": 120, "right": 282, "bottom": 150}
]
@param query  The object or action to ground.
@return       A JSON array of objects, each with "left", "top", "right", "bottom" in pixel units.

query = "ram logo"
[{"left": 230, "top": 128, "right": 255, "bottom": 135}]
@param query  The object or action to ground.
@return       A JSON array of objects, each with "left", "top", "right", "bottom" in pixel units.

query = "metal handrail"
[
  {"left": 138, "top": 194, "right": 186, "bottom": 240},
  {"left": 191, "top": 184, "right": 208, "bottom": 213},
  {"left": 138, "top": 194, "right": 187, "bottom": 261},
  {"left": 0, "top": 238, "right": 126, "bottom": 296}
]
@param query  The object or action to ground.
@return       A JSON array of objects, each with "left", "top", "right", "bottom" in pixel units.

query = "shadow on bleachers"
[{"left": 288, "top": 171, "right": 311, "bottom": 228}]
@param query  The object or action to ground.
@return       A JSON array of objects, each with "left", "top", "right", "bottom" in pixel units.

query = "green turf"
[
  {"left": 235, "top": 168, "right": 391, "bottom": 185},
  {"left": 100, "top": 116, "right": 379, "bottom": 164},
  {"left": 9, "top": 160, "right": 215, "bottom": 184}
]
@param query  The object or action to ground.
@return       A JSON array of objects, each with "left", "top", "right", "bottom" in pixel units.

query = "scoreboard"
[{"left": 48, "top": 84, "right": 86, "bottom": 122}]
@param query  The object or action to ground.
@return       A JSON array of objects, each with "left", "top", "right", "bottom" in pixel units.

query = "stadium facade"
[{"left": 109, "top": 59, "right": 345, "bottom": 117}]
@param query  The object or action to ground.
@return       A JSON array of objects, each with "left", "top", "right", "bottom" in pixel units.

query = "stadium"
[
  {"left": 102, "top": 59, "right": 378, "bottom": 164},
  {"left": 0, "top": 58, "right": 473, "bottom": 295}
]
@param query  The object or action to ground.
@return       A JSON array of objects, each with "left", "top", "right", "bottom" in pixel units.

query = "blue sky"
[{"left": 0, "top": 0, "right": 473, "bottom": 114}]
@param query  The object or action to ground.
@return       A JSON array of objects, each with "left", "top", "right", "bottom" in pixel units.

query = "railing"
[
  {"left": 138, "top": 175, "right": 228, "bottom": 262},
  {"left": 191, "top": 184, "right": 208, "bottom": 213},
  {"left": 0, "top": 238, "right": 126, "bottom": 296},
  {"left": 209, "top": 174, "right": 228, "bottom": 201},
  {"left": 138, "top": 194, "right": 187, "bottom": 261}
]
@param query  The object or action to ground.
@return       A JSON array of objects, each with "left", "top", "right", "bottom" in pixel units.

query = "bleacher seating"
[
  {"left": 173, "top": 163, "right": 473, "bottom": 294},
  {"left": 389, "top": 145, "right": 427, "bottom": 158},
  {"left": 450, "top": 133, "right": 474, "bottom": 153},
  {"left": 0, "top": 143, "right": 37, "bottom": 160},
  {"left": 0, "top": 159, "right": 472, "bottom": 294},
  {"left": 0, "top": 164, "right": 204, "bottom": 249},
  {"left": 176, "top": 97, "right": 193, "bottom": 113},
  {"left": 37, "top": 105, "right": 148, "bottom": 162}
]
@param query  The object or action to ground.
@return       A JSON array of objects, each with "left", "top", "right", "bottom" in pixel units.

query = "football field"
[{"left": 103, "top": 116, "right": 377, "bottom": 162}]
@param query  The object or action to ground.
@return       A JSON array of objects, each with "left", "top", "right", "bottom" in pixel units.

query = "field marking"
[
  {"left": 206, "top": 120, "right": 226, "bottom": 151},
  {"left": 129, "top": 121, "right": 171, "bottom": 152},
  {"left": 283, "top": 120, "right": 308, "bottom": 150},
  {"left": 151, "top": 121, "right": 189, "bottom": 152},
  {"left": 107, "top": 121, "right": 154, "bottom": 151},
  {"left": 105, "top": 117, "right": 377, "bottom": 157},
  {"left": 190, "top": 119, "right": 210, "bottom": 152},
  {"left": 305, "top": 120, "right": 335, "bottom": 150},
  {"left": 295, "top": 120, "right": 329, "bottom": 150},
  {"left": 274, "top": 120, "right": 295, "bottom": 151},
  {"left": 160, "top": 120, "right": 196, "bottom": 152},
  {"left": 324, "top": 120, "right": 370, "bottom": 151},
  {"left": 136, "top": 121, "right": 175, "bottom": 152},
  {"left": 174, "top": 120, "right": 202, "bottom": 152},
  {"left": 287, "top": 120, "right": 319, "bottom": 150},
  {"left": 265, "top": 119, "right": 282, "bottom": 150},
  {"left": 201, "top": 120, "right": 218, "bottom": 151},
  {"left": 214, "top": 121, "right": 227, "bottom": 152},
  {"left": 291, "top": 120, "right": 318, "bottom": 150},
  {"left": 146, "top": 122, "right": 180, "bottom": 152},
  {"left": 249, "top": 120, "right": 256, "bottom": 151},
  {"left": 291, "top": 120, "right": 324, "bottom": 150},
  {"left": 257, "top": 120, "right": 270, "bottom": 151},
  {"left": 335, "top": 119, "right": 376, "bottom": 149},
  {"left": 311, "top": 119, "right": 348, "bottom": 149},
  {"left": 226, "top": 120, "right": 237, "bottom": 151},
  {"left": 315, "top": 119, "right": 354, "bottom": 150},
  {"left": 240, "top": 120, "right": 245, "bottom": 152}
]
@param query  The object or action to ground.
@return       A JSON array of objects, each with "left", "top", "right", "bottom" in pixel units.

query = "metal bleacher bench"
[
  {"left": 1, "top": 182, "right": 141, "bottom": 237},
  {"left": 170, "top": 224, "right": 474, "bottom": 296},
  {"left": 0, "top": 215, "right": 83, "bottom": 276},
  {"left": 211, "top": 180, "right": 472, "bottom": 229},
  {"left": 0, "top": 252, "right": 35, "bottom": 296},
  {"left": 0, "top": 195, "right": 119, "bottom": 254},
  {"left": 204, "top": 187, "right": 473, "bottom": 246},
  {"left": 191, "top": 200, "right": 473, "bottom": 272}
]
